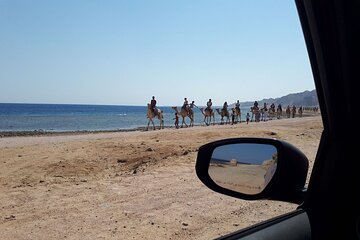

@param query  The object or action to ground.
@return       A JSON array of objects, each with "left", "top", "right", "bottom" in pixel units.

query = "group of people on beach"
[
  {"left": 149, "top": 96, "right": 245, "bottom": 127},
  {"left": 149, "top": 96, "right": 312, "bottom": 128},
  {"left": 250, "top": 101, "right": 311, "bottom": 122}
]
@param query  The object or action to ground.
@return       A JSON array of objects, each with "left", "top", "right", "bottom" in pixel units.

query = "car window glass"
[{"left": 0, "top": 1, "right": 322, "bottom": 239}]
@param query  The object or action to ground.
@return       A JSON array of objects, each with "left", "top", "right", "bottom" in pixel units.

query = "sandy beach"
[{"left": 0, "top": 115, "right": 323, "bottom": 240}]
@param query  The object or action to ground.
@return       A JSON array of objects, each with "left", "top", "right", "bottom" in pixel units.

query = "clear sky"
[
  {"left": 212, "top": 143, "right": 277, "bottom": 164},
  {"left": 0, "top": 0, "right": 315, "bottom": 107}
]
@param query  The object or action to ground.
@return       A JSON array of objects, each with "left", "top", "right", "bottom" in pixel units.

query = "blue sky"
[
  {"left": 0, "top": 0, "right": 314, "bottom": 106},
  {"left": 212, "top": 143, "right": 277, "bottom": 164}
]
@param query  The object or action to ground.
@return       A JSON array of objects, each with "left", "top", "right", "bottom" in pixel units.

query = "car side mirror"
[{"left": 195, "top": 138, "right": 309, "bottom": 204}]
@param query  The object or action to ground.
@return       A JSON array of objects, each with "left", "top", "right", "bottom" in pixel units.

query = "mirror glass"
[{"left": 208, "top": 143, "right": 278, "bottom": 195}]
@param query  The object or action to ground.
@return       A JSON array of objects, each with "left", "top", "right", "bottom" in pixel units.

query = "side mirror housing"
[{"left": 195, "top": 138, "right": 309, "bottom": 204}]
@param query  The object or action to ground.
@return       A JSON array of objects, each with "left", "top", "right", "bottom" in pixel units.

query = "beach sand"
[{"left": 0, "top": 115, "right": 323, "bottom": 240}]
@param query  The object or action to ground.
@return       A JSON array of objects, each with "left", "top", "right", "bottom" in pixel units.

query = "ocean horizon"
[{"left": 0, "top": 103, "right": 249, "bottom": 132}]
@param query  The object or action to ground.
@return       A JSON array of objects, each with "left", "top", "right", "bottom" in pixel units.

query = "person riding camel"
[
  {"left": 150, "top": 96, "right": 157, "bottom": 115},
  {"left": 252, "top": 101, "right": 259, "bottom": 112},
  {"left": 206, "top": 99, "right": 213, "bottom": 114},
  {"left": 182, "top": 97, "right": 189, "bottom": 113},
  {"left": 286, "top": 105, "right": 291, "bottom": 118},
  {"left": 263, "top": 102, "right": 268, "bottom": 111},
  {"left": 223, "top": 101, "right": 228, "bottom": 112},
  {"left": 235, "top": 100, "right": 240, "bottom": 112},
  {"left": 270, "top": 103, "right": 275, "bottom": 110}
]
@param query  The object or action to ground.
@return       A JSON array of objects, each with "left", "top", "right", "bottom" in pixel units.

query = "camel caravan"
[
  {"left": 250, "top": 101, "right": 319, "bottom": 122},
  {"left": 146, "top": 96, "right": 319, "bottom": 130}
]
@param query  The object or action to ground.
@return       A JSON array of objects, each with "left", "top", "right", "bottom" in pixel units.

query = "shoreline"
[
  {"left": 0, "top": 125, "right": 184, "bottom": 138},
  {"left": 0, "top": 112, "right": 320, "bottom": 138},
  {"left": 0, "top": 127, "right": 151, "bottom": 138}
]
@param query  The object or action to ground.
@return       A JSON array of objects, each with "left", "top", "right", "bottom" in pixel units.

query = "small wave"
[{"left": 117, "top": 113, "right": 127, "bottom": 116}]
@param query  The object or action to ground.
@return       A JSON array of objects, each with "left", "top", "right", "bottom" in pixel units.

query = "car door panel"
[{"left": 217, "top": 210, "right": 311, "bottom": 240}]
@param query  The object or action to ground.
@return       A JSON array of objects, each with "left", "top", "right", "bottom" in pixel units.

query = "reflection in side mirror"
[
  {"left": 208, "top": 143, "right": 278, "bottom": 195},
  {"left": 196, "top": 138, "right": 309, "bottom": 203}
]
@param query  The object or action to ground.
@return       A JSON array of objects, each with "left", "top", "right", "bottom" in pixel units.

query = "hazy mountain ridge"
[{"left": 234, "top": 89, "right": 318, "bottom": 108}]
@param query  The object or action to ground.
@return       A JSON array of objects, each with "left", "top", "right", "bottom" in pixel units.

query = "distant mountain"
[{"left": 235, "top": 89, "right": 319, "bottom": 108}]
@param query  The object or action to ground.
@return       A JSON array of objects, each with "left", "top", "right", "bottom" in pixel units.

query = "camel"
[
  {"left": 250, "top": 107, "right": 255, "bottom": 122},
  {"left": 199, "top": 108, "right": 215, "bottom": 126},
  {"left": 171, "top": 106, "right": 194, "bottom": 127},
  {"left": 216, "top": 108, "right": 231, "bottom": 125},
  {"left": 276, "top": 106, "right": 282, "bottom": 119},
  {"left": 250, "top": 106, "right": 261, "bottom": 122},
  {"left": 232, "top": 107, "right": 241, "bottom": 123},
  {"left": 146, "top": 104, "right": 164, "bottom": 130},
  {"left": 285, "top": 106, "right": 291, "bottom": 118},
  {"left": 291, "top": 106, "right": 297, "bottom": 118},
  {"left": 260, "top": 107, "right": 269, "bottom": 122},
  {"left": 298, "top": 106, "right": 303, "bottom": 117},
  {"left": 268, "top": 105, "right": 276, "bottom": 120}
]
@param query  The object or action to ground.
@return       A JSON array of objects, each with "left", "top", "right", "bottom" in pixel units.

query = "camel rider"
[
  {"left": 235, "top": 100, "right": 240, "bottom": 112},
  {"left": 254, "top": 100, "right": 258, "bottom": 108},
  {"left": 270, "top": 103, "right": 275, "bottom": 110},
  {"left": 182, "top": 97, "right": 189, "bottom": 112},
  {"left": 150, "top": 96, "right": 157, "bottom": 115},
  {"left": 206, "top": 99, "right": 213, "bottom": 113},
  {"left": 278, "top": 103, "right": 282, "bottom": 112},
  {"left": 223, "top": 101, "right": 228, "bottom": 113}
]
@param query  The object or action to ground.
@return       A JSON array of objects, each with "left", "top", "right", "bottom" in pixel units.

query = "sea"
[{"left": 0, "top": 103, "right": 249, "bottom": 132}]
